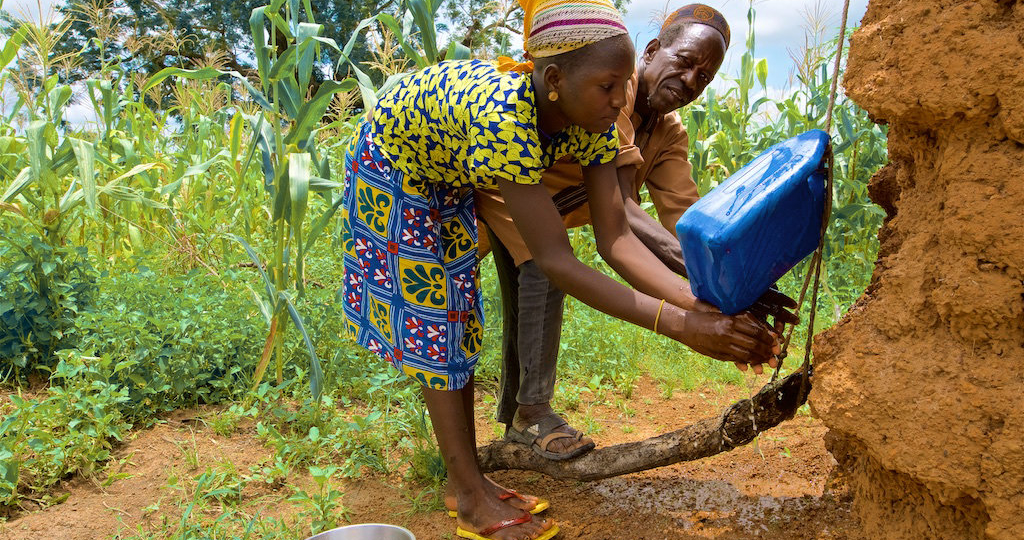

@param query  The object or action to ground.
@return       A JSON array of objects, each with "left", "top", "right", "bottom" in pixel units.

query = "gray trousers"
[{"left": 489, "top": 228, "right": 566, "bottom": 425}]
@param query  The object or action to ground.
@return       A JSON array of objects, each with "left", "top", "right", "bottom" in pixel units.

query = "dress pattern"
[
  {"left": 371, "top": 59, "right": 619, "bottom": 189},
  {"left": 342, "top": 122, "right": 483, "bottom": 391},
  {"left": 342, "top": 59, "right": 619, "bottom": 391}
]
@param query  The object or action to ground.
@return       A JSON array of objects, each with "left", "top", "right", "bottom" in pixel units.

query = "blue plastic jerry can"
[{"left": 676, "top": 130, "right": 830, "bottom": 315}]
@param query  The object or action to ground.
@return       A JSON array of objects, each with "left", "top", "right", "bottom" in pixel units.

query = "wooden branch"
[{"left": 478, "top": 369, "right": 811, "bottom": 481}]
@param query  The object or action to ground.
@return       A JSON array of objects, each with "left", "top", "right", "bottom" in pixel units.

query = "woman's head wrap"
[
  {"left": 497, "top": 0, "right": 628, "bottom": 72},
  {"left": 660, "top": 4, "right": 730, "bottom": 48}
]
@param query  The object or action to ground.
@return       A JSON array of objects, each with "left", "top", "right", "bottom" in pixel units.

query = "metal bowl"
[{"left": 305, "top": 523, "right": 415, "bottom": 540}]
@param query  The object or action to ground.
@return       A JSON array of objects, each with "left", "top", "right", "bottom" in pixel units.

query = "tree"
[{"left": 47, "top": 0, "right": 400, "bottom": 82}]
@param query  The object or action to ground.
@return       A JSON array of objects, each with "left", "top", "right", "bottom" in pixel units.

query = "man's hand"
[
  {"left": 733, "top": 286, "right": 798, "bottom": 374},
  {"left": 748, "top": 286, "right": 799, "bottom": 327}
]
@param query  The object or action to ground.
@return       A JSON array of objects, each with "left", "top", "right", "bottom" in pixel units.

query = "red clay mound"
[{"left": 811, "top": 1, "right": 1024, "bottom": 539}]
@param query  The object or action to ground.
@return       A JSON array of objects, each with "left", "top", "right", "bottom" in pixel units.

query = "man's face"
[{"left": 641, "top": 24, "right": 726, "bottom": 114}]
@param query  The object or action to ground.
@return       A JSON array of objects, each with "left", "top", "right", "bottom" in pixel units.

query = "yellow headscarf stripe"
[
  {"left": 520, "top": 0, "right": 538, "bottom": 42},
  {"left": 533, "top": 1, "right": 619, "bottom": 20}
]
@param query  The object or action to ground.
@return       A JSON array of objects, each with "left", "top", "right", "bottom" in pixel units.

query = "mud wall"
[{"left": 810, "top": 1, "right": 1024, "bottom": 539}]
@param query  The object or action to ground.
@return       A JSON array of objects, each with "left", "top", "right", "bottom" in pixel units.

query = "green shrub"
[
  {"left": 0, "top": 236, "right": 97, "bottom": 378},
  {"left": 66, "top": 267, "right": 266, "bottom": 419},
  {"left": 0, "top": 353, "right": 132, "bottom": 510}
]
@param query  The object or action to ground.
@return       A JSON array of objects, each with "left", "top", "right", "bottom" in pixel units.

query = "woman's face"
[
  {"left": 549, "top": 36, "right": 636, "bottom": 133},
  {"left": 641, "top": 24, "right": 726, "bottom": 114}
]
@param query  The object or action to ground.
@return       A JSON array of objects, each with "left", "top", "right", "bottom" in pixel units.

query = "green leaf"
[
  {"left": 308, "top": 177, "right": 341, "bottom": 192},
  {"left": 245, "top": 113, "right": 276, "bottom": 193},
  {"left": 338, "top": 15, "right": 387, "bottom": 110},
  {"left": 445, "top": 41, "right": 471, "bottom": 61},
  {"left": 289, "top": 153, "right": 311, "bottom": 295},
  {"left": 26, "top": 120, "right": 48, "bottom": 185},
  {"left": 266, "top": 12, "right": 293, "bottom": 40},
  {"left": 304, "top": 193, "right": 344, "bottom": 254},
  {"left": 141, "top": 67, "right": 223, "bottom": 94},
  {"left": 276, "top": 77, "right": 301, "bottom": 119},
  {"left": 250, "top": 7, "right": 271, "bottom": 85},
  {"left": 289, "top": 153, "right": 311, "bottom": 229},
  {"left": 279, "top": 292, "right": 323, "bottom": 400},
  {"left": 229, "top": 112, "right": 243, "bottom": 163},
  {"left": 240, "top": 114, "right": 267, "bottom": 191},
  {"left": 48, "top": 85, "right": 73, "bottom": 121},
  {"left": 295, "top": 23, "right": 323, "bottom": 91},
  {"left": 246, "top": 284, "right": 273, "bottom": 324},
  {"left": 755, "top": 58, "right": 768, "bottom": 89},
  {"left": 272, "top": 165, "right": 290, "bottom": 221},
  {"left": 110, "top": 163, "right": 166, "bottom": 185},
  {"left": 229, "top": 71, "right": 273, "bottom": 112},
  {"left": 182, "top": 152, "right": 225, "bottom": 178},
  {"left": 68, "top": 138, "right": 97, "bottom": 218},
  {"left": 269, "top": 46, "right": 298, "bottom": 82},
  {"left": 408, "top": 0, "right": 439, "bottom": 64},
  {"left": 2, "top": 167, "right": 32, "bottom": 203},
  {"left": 63, "top": 183, "right": 167, "bottom": 212},
  {"left": 750, "top": 96, "right": 772, "bottom": 114},
  {"left": 287, "top": 0, "right": 300, "bottom": 32},
  {"left": 0, "top": 26, "right": 26, "bottom": 72},
  {"left": 285, "top": 78, "right": 357, "bottom": 145}
]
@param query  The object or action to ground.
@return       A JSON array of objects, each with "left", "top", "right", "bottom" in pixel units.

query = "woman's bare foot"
[
  {"left": 456, "top": 491, "right": 555, "bottom": 540},
  {"left": 445, "top": 476, "right": 540, "bottom": 514}
]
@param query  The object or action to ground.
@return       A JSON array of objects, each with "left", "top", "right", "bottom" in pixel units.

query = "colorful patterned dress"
[{"left": 341, "top": 59, "right": 618, "bottom": 391}]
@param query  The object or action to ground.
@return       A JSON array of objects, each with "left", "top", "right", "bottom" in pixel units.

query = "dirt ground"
[{"left": 0, "top": 376, "right": 855, "bottom": 540}]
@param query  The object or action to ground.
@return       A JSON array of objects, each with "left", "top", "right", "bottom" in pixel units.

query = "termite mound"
[{"left": 810, "top": 1, "right": 1024, "bottom": 539}]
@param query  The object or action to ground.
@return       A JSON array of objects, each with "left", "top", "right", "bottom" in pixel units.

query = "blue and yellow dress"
[{"left": 341, "top": 59, "right": 618, "bottom": 391}]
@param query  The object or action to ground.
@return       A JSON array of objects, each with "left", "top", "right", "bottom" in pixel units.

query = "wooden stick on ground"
[{"left": 478, "top": 369, "right": 811, "bottom": 481}]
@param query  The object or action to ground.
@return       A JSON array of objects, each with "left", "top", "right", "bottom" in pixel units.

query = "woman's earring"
[{"left": 548, "top": 90, "right": 559, "bottom": 102}]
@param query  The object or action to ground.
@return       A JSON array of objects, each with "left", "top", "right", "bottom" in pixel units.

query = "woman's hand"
[{"left": 660, "top": 306, "right": 780, "bottom": 373}]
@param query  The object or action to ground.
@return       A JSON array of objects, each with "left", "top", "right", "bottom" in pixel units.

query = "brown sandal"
[{"left": 505, "top": 413, "right": 595, "bottom": 461}]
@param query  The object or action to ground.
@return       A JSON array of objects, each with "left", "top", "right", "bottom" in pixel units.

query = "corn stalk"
[{"left": 141, "top": 0, "right": 357, "bottom": 400}]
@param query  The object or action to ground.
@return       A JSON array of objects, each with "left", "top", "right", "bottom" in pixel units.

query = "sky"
[{"left": 2, "top": 0, "right": 868, "bottom": 123}]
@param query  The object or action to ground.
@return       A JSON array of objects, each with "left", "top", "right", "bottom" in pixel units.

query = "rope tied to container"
[{"left": 769, "top": 0, "right": 853, "bottom": 405}]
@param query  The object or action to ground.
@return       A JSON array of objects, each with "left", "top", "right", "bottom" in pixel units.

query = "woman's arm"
[
  {"left": 497, "top": 172, "right": 777, "bottom": 367},
  {"left": 583, "top": 161, "right": 705, "bottom": 310}
]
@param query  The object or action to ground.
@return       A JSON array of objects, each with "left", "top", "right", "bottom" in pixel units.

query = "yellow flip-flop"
[
  {"left": 455, "top": 514, "right": 559, "bottom": 540},
  {"left": 447, "top": 491, "right": 550, "bottom": 518}
]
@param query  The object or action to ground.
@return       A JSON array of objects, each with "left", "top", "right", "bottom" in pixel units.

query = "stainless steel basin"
[{"left": 305, "top": 523, "right": 415, "bottom": 540}]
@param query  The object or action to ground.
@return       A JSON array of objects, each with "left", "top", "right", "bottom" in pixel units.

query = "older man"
[{"left": 477, "top": 4, "right": 786, "bottom": 460}]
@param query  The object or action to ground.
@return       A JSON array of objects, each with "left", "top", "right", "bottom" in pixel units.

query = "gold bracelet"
[{"left": 653, "top": 299, "right": 667, "bottom": 335}]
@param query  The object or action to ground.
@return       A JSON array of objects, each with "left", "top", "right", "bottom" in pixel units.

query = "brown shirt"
[{"left": 475, "top": 72, "right": 699, "bottom": 266}]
